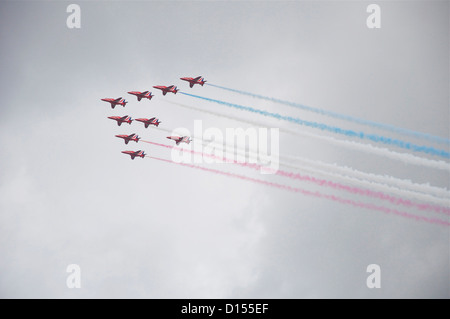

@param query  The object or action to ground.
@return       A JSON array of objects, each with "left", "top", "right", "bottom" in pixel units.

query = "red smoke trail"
[
  {"left": 145, "top": 155, "right": 450, "bottom": 226},
  {"left": 275, "top": 170, "right": 450, "bottom": 216},
  {"left": 141, "top": 140, "right": 450, "bottom": 216}
]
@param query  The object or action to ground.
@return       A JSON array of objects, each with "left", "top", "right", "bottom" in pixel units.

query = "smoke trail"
[
  {"left": 180, "top": 92, "right": 450, "bottom": 159},
  {"left": 148, "top": 101, "right": 450, "bottom": 202},
  {"left": 166, "top": 100, "right": 450, "bottom": 171},
  {"left": 279, "top": 153, "right": 450, "bottom": 201},
  {"left": 277, "top": 159, "right": 450, "bottom": 207},
  {"left": 144, "top": 125, "right": 175, "bottom": 135},
  {"left": 207, "top": 83, "right": 450, "bottom": 146},
  {"left": 194, "top": 134, "right": 449, "bottom": 204},
  {"left": 146, "top": 155, "right": 450, "bottom": 226},
  {"left": 142, "top": 104, "right": 450, "bottom": 205},
  {"left": 141, "top": 140, "right": 450, "bottom": 215},
  {"left": 205, "top": 139, "right": 450, "bottom": 206}
]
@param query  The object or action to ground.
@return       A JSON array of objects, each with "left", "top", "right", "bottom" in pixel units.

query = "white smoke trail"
[
  {"left": 199, "top": 138, "right": 450, "bottom": 207},
  {"left": 179, "top": 92, "right": 450, "bottom": 159},
  {"left": 207, "top": 83, "right": 450, "bottom": 146},
  {"left": 161, "top": 101, "right": 450, "bottom": 204},
  {"left": 166, "top": 100, "right": 450, "bottom": 171}
]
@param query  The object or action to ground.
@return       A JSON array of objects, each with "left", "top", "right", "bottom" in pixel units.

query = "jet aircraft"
[
  {"left": 153, "top": 85, "right": 179, "bottom": 96},
  {"left": 122, "top": 150, "right": 146, "bottom": 160},
  {"left": 135, "top": 117, "right": 161, "bottom": 128},
  {"left": 128, "top": 91, "right": 153, "bottom": 101},
  {"left": 101, "top": 97, "right": 128, "bottom": 108},
  {"left": 166, "top": 136, "right": 192, "bottom": 145},
  {"left": 180, "top": 76, "right": 207, "bottom": 88},
  {"left": 115, "top": 133, "right": 140, "bottom": 144},
  {"left": 108, "top": 115, "right": 133, "bottom": 126}
]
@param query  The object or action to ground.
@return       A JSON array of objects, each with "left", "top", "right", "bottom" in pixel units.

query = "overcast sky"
[{"left": 0, "top": 0, "right": 448, "bottom": 298}]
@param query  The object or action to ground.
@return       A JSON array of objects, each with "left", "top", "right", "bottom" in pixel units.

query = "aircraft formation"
[
  {"left": 98, "top": 74, "right": 450, "bottom": 227},
  {"left": 102, "top": 76, "right": 206, "bottom": 159}
]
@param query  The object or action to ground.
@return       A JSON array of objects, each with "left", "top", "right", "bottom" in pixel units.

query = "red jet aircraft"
[
  {"left": 152, "top": 85, "right": 179, "bottom": 96},
  {"left": 135, "top": 117, "right": 161, "bottom": 128},
  {"left": 121, "top": 150, "right": 146, "bottom": 160},
  {"left": 128, "top": 91, "right": 153, "bottom": 101},
  {"left": 108, "top": 115, "right": 133, "bottom": 126},
  {"left": 101, "top": 97, "right": 128, "bottom": 108},
  {"left": 180, "top": 76, "right": 207, "bottom": 88},
  {"left": 115, "top": 133, "right": 140, "bottom": 144},
  {"left": 166, "top": 136, "right": 192, "bottom": 145}
]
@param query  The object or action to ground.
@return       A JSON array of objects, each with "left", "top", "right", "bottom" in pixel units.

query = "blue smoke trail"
[
  {"left": 206, "top": 83, "right": 450, "bottom": 146},
  {"left": 180, "top": 92, "right": 450, "bottom": 159}
]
